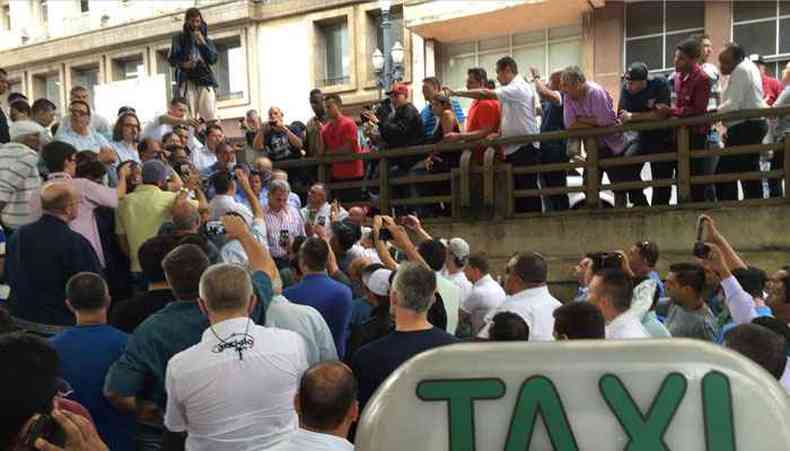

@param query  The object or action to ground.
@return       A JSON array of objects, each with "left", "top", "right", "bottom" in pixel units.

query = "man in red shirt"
[
  {"left": 751, "top": 55, "right": 784, "bottom": 106},
  {"left": 444, "top": 67, "right": 500, "bottom": 163},
  {"left": 657, "top": 38, "right": 711, "bottom": 202},
  {"left": 320, "top": 94, "right": 364, "bottom": 202}
]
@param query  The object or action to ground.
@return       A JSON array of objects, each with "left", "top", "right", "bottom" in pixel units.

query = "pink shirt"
[{"left": 31, "top": 173, "right": 117, "bottom": 266}]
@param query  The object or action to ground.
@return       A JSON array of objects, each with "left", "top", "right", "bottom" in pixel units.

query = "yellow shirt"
[{"left": 115, "top": 185, "right": 190, "bottom": 272}]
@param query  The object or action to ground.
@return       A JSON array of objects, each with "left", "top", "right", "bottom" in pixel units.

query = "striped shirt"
[
  {"left": 0, "top": 142, "right": 42, "bottom": 229},
  {"left": 262, "top": 204, "right": 305, "bottom": 258}
]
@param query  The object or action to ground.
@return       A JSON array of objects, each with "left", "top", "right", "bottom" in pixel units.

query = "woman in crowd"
[{"left": 111, "top": 111, "right": 142, "bottom": 164}]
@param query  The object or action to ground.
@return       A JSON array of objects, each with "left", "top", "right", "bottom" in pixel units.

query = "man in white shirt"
[
  {"left": 478, "top": 252, "right": 561, "bottom": 340},
  {"left": 164, "top": 263, "right": 310, "bottom": 450},
  {"left": 716, "top": 42, "right": 769, "bottom": 201},
  {"left": 192, "top": 123, "right": 223, "bottom": 175},
  {"left": 440, "top": 237, "right": 473, "bottom": 305},
  {"left": 142, "top": 96, "right": 202, "bottom": 148},
  {"left": 448, "top": 56, "right": 540, "bottom": 212},
  {"left": 460, "top": 253, "right": 506, "bottom": 336},
  {"left": 301, "top": 183, "right": 348, "bottom": 236},
  {"left": 268, "top": 361, "right": 357, "bottom": 451},
  {"left": 417, "top": 239, "right": 461, "bottom": 334},
  {"left": 58, "top": 86, "right": 112, "bottom": 140},
  {"left": 588, "top": 268, "right": 649, "bottom": 339}
]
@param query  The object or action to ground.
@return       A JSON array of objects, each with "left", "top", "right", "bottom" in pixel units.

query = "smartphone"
[
  {"left": 693, "top": 217, "right": 710, "bottom": 258},
  {"left": 588, "top": 252, "right": 623, "bottom": 273},
  {"left": 279, "top": 230, "right": 290, "bottom": 248},
  {"left": 23, "top": 414, "right": 66, "bottom": 448},
  {"left": 205, "top": 221, "right": 225, "bottom": 236}
]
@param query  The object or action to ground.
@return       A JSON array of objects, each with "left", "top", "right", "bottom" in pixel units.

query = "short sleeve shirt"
[
  {"left": 618, "top": 77, "right": 672, "bottom": 148},
  {"left": 321, "top": 115, "right": 364, "bottom": 179},
  {"left": 563, "top": 81, "right": 625, "bottom": 154},
  {"left": 495, "top": 77, "right": 539, "bottom": 156}
]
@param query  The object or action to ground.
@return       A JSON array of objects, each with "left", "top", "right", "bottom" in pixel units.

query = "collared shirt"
[
  {"left": 111, "top": 141, "right": 141, "bottom": 164},
  {"left": 461, "top": 274, "right": 506, "bottom": 335},
  {"left": 606, "top": 312, "right": 650, "bottom": 339},
  {"left": 440, "top": 268, "right": 473, "bottom": 304},
  {"left": 671, "top": 64, "right": 712, "bottom": 135},
  {"left": 265, "top": 293, "right": 338, "bottom": 365},
  {"left": 55, "top": 125, "right": 112, "bottom": 153},
  {"left": 283, "top": 273, "right": 353, "bottom": 358},
  {"left": 238, "top": 189, "right": 302, "bottom": 211},
  {"left": 209, "top": 194, "right": 254, "bottom": 224},
  {"left": 191, "top": 145, "right": 218, "bottom": 174},
  {"left": 478, "top": 285, "right": 562, "bottom": 341},
  {"left": 262, "top": 204, "right": 305, "bottom": 259},
  {"left": 268, "top": 428, "right": 353, "bottom": 451},
  {"left": 165, "top": 317, "right": 309, "bottom": 451},
  {"left": 7, "top": 214, "right": 102, "bottom": 326},
  {"left": 220, "top": 219, "right": 268, "bottom": 265},
  {"left": 116, "top": 185, "right": 191, "bottom": 272},
  {"left": 719, "top": 59, "right": 765, "bottom": 127},
  {"left": 420, "top": 98, "right": 466, "bottom": 137},
  {"left": 59, "top": 113, "right": 113, "bottom": 141},
  {"left": 30, "top": 172, "right": 117, "bottom": 267},
  {"left": 436, "top": 273, "right": 461, "bottom": 335},
  {"left": 564, "top": 81, "right": 625, "bottom": 154},
  {"left": 495, "top": 76, "right": 539, "bottom": 156},
  {"left": 0, "top": 142, "right": 41, "bottom": 228},
  {"left": 300, "top": 202, "right": 348, "bottom": 228}
]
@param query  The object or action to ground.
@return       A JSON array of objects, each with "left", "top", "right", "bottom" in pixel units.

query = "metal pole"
[{"left": 381, "top": 4, "right": 393, "bottom": 90}]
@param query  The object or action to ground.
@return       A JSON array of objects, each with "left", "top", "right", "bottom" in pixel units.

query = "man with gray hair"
[
  {"left": 165, "top": 262, "right": 309, "bottom": 450},
  {"left": 0, "top": 120, "right": 45, "bottom": 230},
  {"left": 263, "top": 178, "right": 305, "bottom": 266},
  {"left": 351, "top": 262, "right": 458, "bottom": 410}
]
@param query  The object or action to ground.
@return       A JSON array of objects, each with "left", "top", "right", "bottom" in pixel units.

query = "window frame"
[
  {"left": 65, "top": 56, "right": 104, "bottom": 109},
  {"left": 29, "top": 67, "right": 64, "bottom": 111},
  {"left": 623, "top": 0, "right": 705, "bottom": 74},
  {"left": 731, "top": 0, "right": 790, "bottom": 75},
  {"left": 315, "top": 17, "right": 352, "bottom": 89},
  {"left": 208, "top": 28, "right": 250, "bottom": 109}
]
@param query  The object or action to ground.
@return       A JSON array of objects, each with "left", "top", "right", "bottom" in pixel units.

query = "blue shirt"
[
  {"left": 420, "top": 99, "right": 466, "bottom": 138},
  {"left": 6, "top": 214, "right": 102, "bottom": 326},
  {"left": 283, "top": 273, "right": 353, "bottom": 358},
  {"left": 648, "top": 270, "right": 666, "bottom": 300},
  {"left": 618, "top": 77, "right": 672, "bottom": 148},
  {"left": 50, "top": 325, "right": 134, "bottom": 451}
]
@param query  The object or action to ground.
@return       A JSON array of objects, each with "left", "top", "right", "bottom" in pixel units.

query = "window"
[
  {"left": 7, "top": 79, "right": 22, "bottom": 97},
  {"left": 156, "top": 49, "right": 177, "bottom": 101},
  {"left": 111, "top": 55, "right": 144, "bottom": 81},
  {"left": 366, "top": 7, "right": 404, "bottom": 79},
  {"left": 733, "top": 0, "right": 790, "bottom": 66},
  {"left": 33, "top": 73, "right": 61, "bottom": 108},
  {"left": 316, "top": 19, "right": 350, "bottom": 87},
  {"left": 70, "top": 66, "right": 99, "bottom": 108},
  {"left": 2, "top": 5, "right": 10, "bottom": 32},
  {"left": 79, "top": 0, "right": 89, "bottom": 13},
  {"left": 441, "top": 25, "right": 583, "bottom": 112},
  {"left": 215, "top": 36, "right": 245, "bottom": 101},
  {"left": 625, "top": 1, "right": 705, "bottom": 72}
]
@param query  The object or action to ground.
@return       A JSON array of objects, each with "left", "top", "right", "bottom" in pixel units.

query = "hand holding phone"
[{"left": 693, "top": 216, "right": 710, "bottom": 259}]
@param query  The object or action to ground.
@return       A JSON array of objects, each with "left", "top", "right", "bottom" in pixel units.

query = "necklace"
[{"left": 209, "top": 318, "right": 254, "bottom": 361}]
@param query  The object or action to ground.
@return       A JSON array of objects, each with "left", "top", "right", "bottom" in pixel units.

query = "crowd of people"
[{"left": 1, "top": 6, "right": 790, "bottom": 451}]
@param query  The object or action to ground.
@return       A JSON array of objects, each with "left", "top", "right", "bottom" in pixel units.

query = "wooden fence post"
[
  {"left": 784, "top": 135, "right": 790, "bottom": 199},
  {"left": 584, "top": 138, "right": 600, "bottom": 208},
  {"left": 379, "top": 158, "right": 391, "bottom": 214},
  {"left": 677, "top": 126, "right": 691, "bottom": 204},
  {"left": 459, "top": 150, "right": 472, "bottom": 209}
]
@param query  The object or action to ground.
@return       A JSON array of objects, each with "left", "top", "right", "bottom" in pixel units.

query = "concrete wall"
[{"left": 425, "top": 202, "right": 790, "bottom": 300}]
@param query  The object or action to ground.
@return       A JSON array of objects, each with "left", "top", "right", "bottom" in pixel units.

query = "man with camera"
[
  {"left": 168, "top": 8, "right": 219, "bottom": 122},
  {"left": 253, "top": 107, "right": 305, "bottom": 162}
]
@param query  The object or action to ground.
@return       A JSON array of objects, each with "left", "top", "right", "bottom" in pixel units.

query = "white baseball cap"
[
  {"left": 362, "top": 267, "right": 392, "bottom": 297},
  {"left": 447, "top": 237, "right": 470, "bottom": 259}
]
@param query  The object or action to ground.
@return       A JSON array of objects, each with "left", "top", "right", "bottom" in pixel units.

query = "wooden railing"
[{"left": 272, "top": 105, "right": 790, "bottom": 220}]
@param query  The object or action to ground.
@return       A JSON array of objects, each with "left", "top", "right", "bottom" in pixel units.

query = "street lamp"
[{"left": 372, "top": 0, "right": 404, "bottom": 98}]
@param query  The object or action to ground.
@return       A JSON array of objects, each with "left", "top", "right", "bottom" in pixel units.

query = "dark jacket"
[
  {"left": 0, "top": 107, "right": 9, "bottom": 144},
  {"left": 168, "top": 21, "right": 219, "bottom": 90},
  {"left": 380, "top": 102, "right": 424, "bottom": 170}
]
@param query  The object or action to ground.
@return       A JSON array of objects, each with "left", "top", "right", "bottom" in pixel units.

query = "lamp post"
[{"left": 372, "top": 0, "right": 404, "bottom": 99}]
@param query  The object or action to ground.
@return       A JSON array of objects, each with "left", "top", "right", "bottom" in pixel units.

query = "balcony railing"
[{"left": 271, "top": 105, "right": 790, "bottom": 220}]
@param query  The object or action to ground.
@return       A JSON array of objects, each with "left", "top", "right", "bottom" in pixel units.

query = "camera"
[
  {"left": 279, "top": 230, "right": 290, "bottom": 248},
  {"left": 23, "top": 414, "right": 66, "bottom": 448},
  {"left": 693, "top": 216, "right": 710, "bottom": 259},
  {"left": 205, "top": 221, "right": 225, "bottom": 236},
  {"left": 588, "top": 252, "right": 623, "bottom": 273}
]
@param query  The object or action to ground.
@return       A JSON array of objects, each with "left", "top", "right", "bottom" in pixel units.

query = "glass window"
[
  {"left": 781, "top": 18, "right": 790, "bottom": 54},
  {"left": 549, "top": 40, "right": 582, "bottom": 72},
  {"left": 733, "top": 22, "right": 776, "bottom": 57},
  {"left": 512, "top": 30, "right": 545, "bottom": 47},
  {"left": 446, "top": 55, "right": 475, "bottom": 112},
  {"left": 317, "top": 20, "right": 350, "bottom": 87},
  {"left": 215, "top": 37, "right": 244, "bottom": 101},
  {"left": 626, "top": 1, "right": 662, "bottom": 37},
  {"left": 70, "top": 66, "right": 99, "bottom": 108},
  {"left": 479, "top": 36, "right": 509, "bottom": 52},
  {"left": 626, "top": 37, "right": 663, "bottom": 71},
  {"left": 156, "top": 50, "right": 176, "bottom": 101},
  {"left": 2, "top": 5, "right": 10, "bottom": 32},
  {"left": 733, "top": 1, "right": 777, "bottom": 22},
  {"left": 40, "top": 0, "right": 48, "bottom": 24},
  {"left": 511, "top": 46, "right": 545, "bottom": 74},
  {"left": 665, "top": 32, "right": 696, "bottom": 70},
  {"left": 34, "top": 73, "right": 61, "bottom": 108},
  {"left": 112, "top": 56, "right": 144, "bottom": 81},
  {"left": 446, "top": 42, "right": 475, "bottom": 58},
  {"left": 373, "top": 8, "right": 404, "bottom": 55},
  {"left": 782, "top": 1, "right": 790, "bottom": 16},
  {"left": 80, "top": 0, "right": 89, "bottom": 13}
]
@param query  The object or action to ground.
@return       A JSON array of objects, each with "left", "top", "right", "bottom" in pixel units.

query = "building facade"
[{"left": 1, "top": 0, "right": 787, "bottom": 134}]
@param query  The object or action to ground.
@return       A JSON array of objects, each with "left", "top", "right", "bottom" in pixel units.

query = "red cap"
[{"left": 386, "top": 83, "right": 409, "bottom": 97}]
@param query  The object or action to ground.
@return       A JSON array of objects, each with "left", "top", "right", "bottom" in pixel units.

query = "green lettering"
[
  {"left": 503, "top": 375, "right": 579, "bottom": 451},
  {"left": 702, "top": 371, "right": 735, "bottom": 451},
  {"left": 417, "top": 378, "right": 506, "bottom": 451},
  {"left": 599, "top": 373, "right": 687, "bottom": 451}
]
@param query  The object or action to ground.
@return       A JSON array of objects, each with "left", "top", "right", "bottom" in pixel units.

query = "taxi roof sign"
[{"left": 356, "top": 339, "right": 790, "bottom": 451}]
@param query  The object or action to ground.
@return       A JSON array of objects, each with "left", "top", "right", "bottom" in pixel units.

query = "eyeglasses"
[{"left": 122, "top": 122, "right": 139, "bottom": 129}]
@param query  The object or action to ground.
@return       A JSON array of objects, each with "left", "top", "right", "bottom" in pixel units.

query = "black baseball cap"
[{"left": 623, "top": 62, "right": 648, "bottom": 81}]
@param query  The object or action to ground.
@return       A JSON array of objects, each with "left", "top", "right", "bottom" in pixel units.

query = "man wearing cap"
[
  {"left": 0, "top": 120, "right": 45, "bottom": 231},
  {"left": 116, "top": 159, "right": 197, "bottom": 282},
  {"left": 347, "top": 264, "right": 394, "bottom": 358},
  {"left": 441, "top": 237, "right": 473, "bottom": 304},
  {"left": 0, "top": 68, "right": 10, "bottom": 144},
  {"left": 618, "top": 62, "right": 672, "bottom": 206},
  {"left": 366, "top": 83, "right": 424, "bottom": 173}
]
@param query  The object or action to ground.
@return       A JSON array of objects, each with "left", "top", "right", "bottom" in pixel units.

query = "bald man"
[
  {"left": 6, "top": 182, "right": 102, "bottom": 330},
  {"left": 269, "top": 361, "right": 357, "bottom": 451}
]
